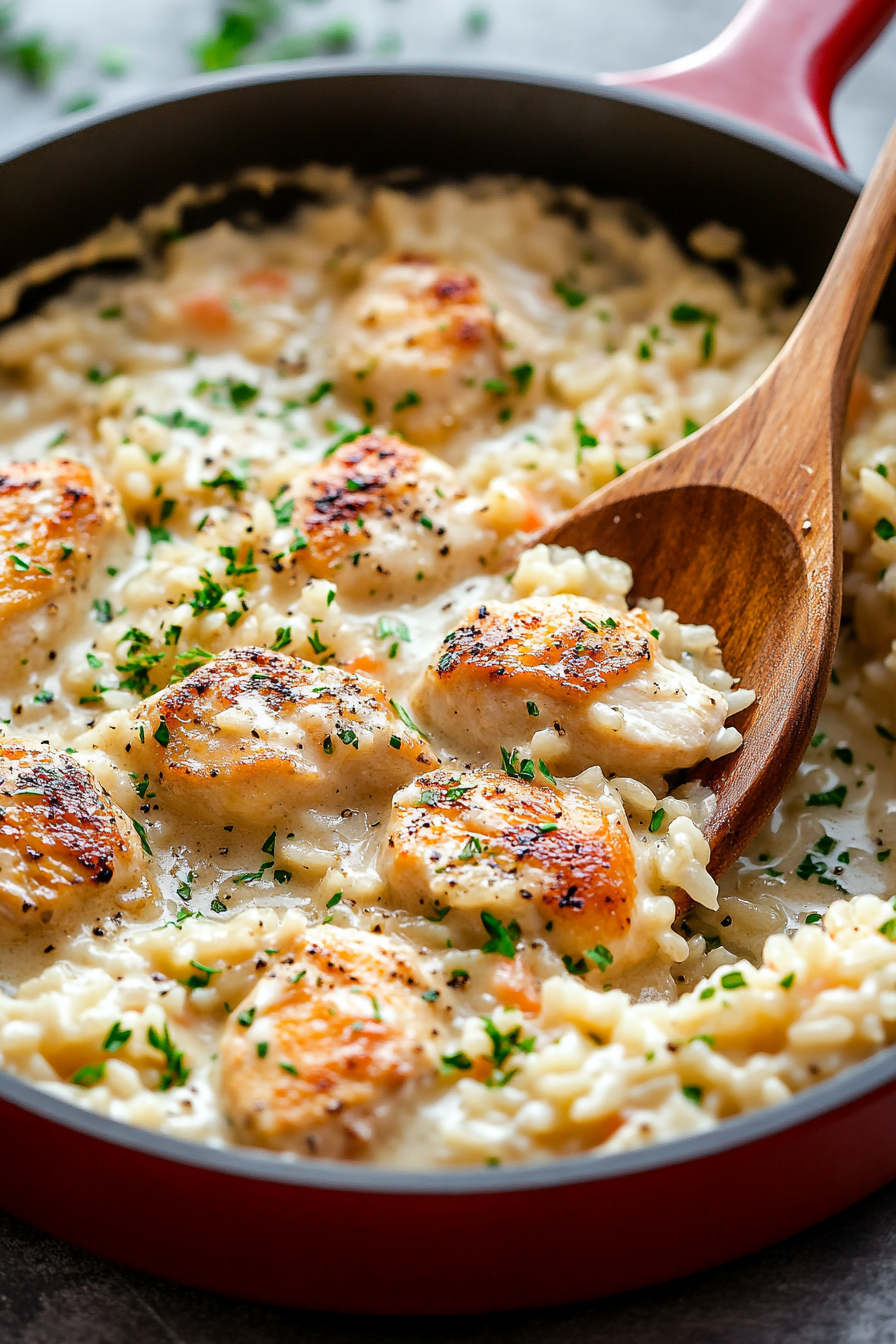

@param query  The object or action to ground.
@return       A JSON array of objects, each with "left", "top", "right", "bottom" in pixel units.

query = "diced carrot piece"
[
  {"left": 492, "top": 957, "right": 542, "bottom": 1013},
  {"left": 179, "top": 291, "right": 234, "bottom": 336},
  {"left": 342, "top": 655, "right": 384, "bottom": 677}
]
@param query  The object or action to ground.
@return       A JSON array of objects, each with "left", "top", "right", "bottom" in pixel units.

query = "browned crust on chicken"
[
  {"left": 0, "top": 740, "right": 145, "bottom": 921},
  {"left": 300, "top": 432, "right": 453, "bottom": 570},
  {"left": 0, "top": 459, "right": 117, "bottom": 619},
  {"left": 433, "top": 600, "right": 653, "bottom": 700},
  {"left": 387, "top": 770, "right": 636, "bottom": 943},
  {"left": 221, "top": 924, "right": 437, "bottom": 1154}
]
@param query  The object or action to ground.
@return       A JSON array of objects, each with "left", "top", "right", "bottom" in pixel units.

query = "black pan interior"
[{"left": 0, "top": 66, "right": 893, "bottom": 329}]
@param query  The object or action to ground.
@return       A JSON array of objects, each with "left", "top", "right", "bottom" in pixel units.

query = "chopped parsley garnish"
[
  {"left": 307, "top": 629, "right": 328, "bottom": 656},
  {"left": 218, "top": 544, "right": 257, "bottom": 577},
  {"left": 833, "top": 746, "right": 853, "bottom": 765},
  {"left": 33, "top": 688, "right": 53, "bottom": 704},
  {"left": 201, "top": 463, "right": 250, "bottom": 499},
  {"left": 500, "top": 745, "right": 536, "bottom": 782},
  {"left": 279, "top": 1061, "right": 299, "bottom": 1076},
  {"left": 458, "top": 836, "right": 484, "bottom": 861},
  {"left": 526, "top": 701, "right": 540, "bottom": 717},
  {"left": 720, "top": 970, "right": 747, "bottom": 990},
  {"left": 131, "top": 819, "right": 152, "bottom": 855},
  {"left": 147, "top": 1023, "right": 189, "bottom": 1089},
  {"left": 814, "top": 835, "right": 836, "bottom": 855},
  {"left": 117, "top": 649, "right": 165, "bottom": 695},
  {"left": 553, "top": 278, "right": 587, "bottom": 308},
  {"left": 538, "top": 760, "right": 556, "bottom": 784},
  {"left": 699, "top": 986, "right": 715, "bottom": 1000},
  {"left": 509, "top": 362, "right": 534, "bottom": 394},
  {"left": 390, "top": 699, "right": 429, "bottom": 739},
  {"left": 795, "top": 852, "right": 827, "bottom": 881},
  {"left": 307, "top": 380, "right": 333, "bottom": 405},
  {"left": 878, "top": 850, "right": 891, "bottom": 862},
  {"left": 233, "top": 861, "right": 274, "bottom": 885},
  {"left": 562, "top": 945, "right": 613, "bottom": 976},
  {"left": 421, "top": 988, "right": 440, "bottom": 1002},
  {"left": 393, "top": 390, "right": 421, "bottom": 412},
  {"left": 92, "top": 598, "right": 113, "bottom": 623},
  {"left": 153, "top": 409, "right": 210, "bottom": 436},
  {"left": 171, "top": 646, "right": 213, "bottom": 681},
  {"left": 670, "top": 302, "right": 715, "bottom": 324},
  {"left": 806, "top": 785, "right": 848, "bottom": 808},
  {"left": 270, "top": 626, "right": 292, "bottom": 652},
  {"left": 153, "top": 719, "right": 170, "bottom": 747},
  {"left": 237, "top": 1006, "right": 256, "bottom": 1028},
  {"left": 256, "top": 1041, "right": 269, "bottom": 1059},
  {"left": 441, "top": 1051, "right": 473, "bottom": 1071},
  {"left": 72, "top": 1063, "right": 106, "bottom": 1088},
  {"left": 180, "top": 959, "right": 221, "bottom": 990},
  {"left": 189, "top": 571, "right": 226, "bottom": 614},
  {"left": 811, "top": 732, "right": 827, "bottom": 748},
  {"left": 336, "top": 725, "right": 359, "bottom": 749},
  {"left": 483, "top": 378, "right": 509, "bottom": 396},
  {"left": 103, "top": 1020, "right": 132, "bottom": 1052},
  {"left": 874, "top": 517, "right": 896, "bottom": 541},
  {"left": 481, "top": 1016, "right": 535, "bottom": 1087},
  {"left": 683, "top": 417, "right": 700, "bottom": 436},
  {"left": 377, "top": 616, "right": 411, "bottom": 645},
  {"left": 879, "top": 918, "right": 896, "bottom": 941},
  {"left": 682, "top": 1085, "right": 702, "bottom": 1105},
  {"left": 424, "top": 905, "right": 452, "bottom": 923},
  {"left": 271, "top": 494, "right": 294, "bottom": 528},
  {"left": 805, "top": 912, "right": 823, "bottom": 925},
  {"left": 779, "top": 972, "right": 795, "bottom": 989},
  {"left": 480, "top": 910, "right": 519, "bottom": 958},
  {"left": 228, "top": 380, "right": 258, "bottom": 409},
  {"left": 326, "top": 890, "right": 343, "bottom": 909},
  {"left": 649, "top": 808, "right": 665, "bottom": 833}
]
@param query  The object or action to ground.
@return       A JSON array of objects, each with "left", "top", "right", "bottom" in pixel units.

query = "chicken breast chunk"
[
  {"left": 382, "top": 768, "right": 662, "bottom": 970},
  {"left": 0, "top": 459, "right": 118, "bottom": 632},
  {"left": 287, "top": 432, "right": 498, "bottom": 601},
  {"left": 413, "top": 595, "right": 739, "bottom": 780},
  {"left": 0, "top": 739, "right": 149, "bottom": 926},
  {"left": 221, "top": 923, "right": 439, "bottom": 1156},
  {"left": 332, "top": 254, "right": 522, "bottom": 443},
  {"left": 127, "top": 648, "right": 437, "bottom": 825}
]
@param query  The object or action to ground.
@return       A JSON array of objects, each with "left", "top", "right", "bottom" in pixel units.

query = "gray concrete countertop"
[{"left": 2, "top": 1, "right": 896, "bottom": 1339}]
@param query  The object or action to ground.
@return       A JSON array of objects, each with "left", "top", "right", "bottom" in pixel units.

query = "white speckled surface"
[{"left": 1, "top": 1, "right": 896, "bottom": 1337}]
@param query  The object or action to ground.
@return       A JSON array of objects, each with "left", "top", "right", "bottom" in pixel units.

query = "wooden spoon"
[{"left": 539, "top": 122, "right": 896, "bottom": 877}]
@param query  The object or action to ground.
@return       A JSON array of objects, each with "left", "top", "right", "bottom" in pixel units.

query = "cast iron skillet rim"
[
  {"left": 0, "top": 59, "right": 862, "bottom": 196},
  {"left": 4, "top": 1044, "right": 896, "bottom": 1194},
  {"left": 0, "top": 60, "right": 881, "bottom": 1196}
]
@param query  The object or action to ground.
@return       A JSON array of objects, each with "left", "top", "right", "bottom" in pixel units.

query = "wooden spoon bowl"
[{"left": 540, "top": 121, "right": 896, "bottom": 875}]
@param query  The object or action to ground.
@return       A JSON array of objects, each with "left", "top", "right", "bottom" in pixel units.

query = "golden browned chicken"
[
  {"left": 221, "top": 923, "right": 439, "bottom": 1155},
  {"left": 0, "top": 739, "right": 149, "bottom": 925},
  {"left": 0, "top": 458, "right": 118, "bottom": 628},
  {"left": 382, "top": 768, "right": 652, "bottom": 970},
  {"left": 413, "top": 595, "right": 739, "bottom": 779},
  {"left": 128, "top": 647, "right": 437, "bottom": 825},
  {"left": 285, "top": 432, "right": 499, "bottom": 601},
  {"left": 333, "top": 254, "right": 526, "bottom": 443}
]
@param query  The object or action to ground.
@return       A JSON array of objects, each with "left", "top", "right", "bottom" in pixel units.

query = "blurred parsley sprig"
[
  {"left": 0, "top": 3, "right": 68, "bottom": 87},
  {"left": 194, "top": 0, "right": 355, "bottom": 72}
]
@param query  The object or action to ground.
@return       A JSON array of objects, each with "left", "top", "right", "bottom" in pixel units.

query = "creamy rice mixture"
[{"left": 0, "top": 168, "right": 893, "bottom": 1166}]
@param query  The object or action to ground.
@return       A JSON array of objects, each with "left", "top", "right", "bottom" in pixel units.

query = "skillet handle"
[{"left": 600, "top": 0, "right": 896, "bottom": 169}]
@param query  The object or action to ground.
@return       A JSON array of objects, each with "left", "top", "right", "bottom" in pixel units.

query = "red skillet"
[{"left": 0, "top": 0, "right": 895, "bottom": 1315}]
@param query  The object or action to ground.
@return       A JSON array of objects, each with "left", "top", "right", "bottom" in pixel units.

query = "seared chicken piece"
[
  {"left": 0, "top": 459, "right": 118, "bottom": 626},
  {"left": 287, "top": 432, "right": 498, "bottom": 601},
  {"left": 0, "top": 739, "right": 149, "bottom": 926},
  {"left": 383, "top": 769, "right": 650, "bottom": 969},
  {"left": 413, "top": 595, "right": 738, "bottom": 779},
  {"left": 333, "top": 254, "right": 519, "bottom": 444},
  {"left": 221, "top": 923, "right": 438, "bottom": 1156},
  {"left": 128, "top": 648, "right": 437, "bottom": 825}
]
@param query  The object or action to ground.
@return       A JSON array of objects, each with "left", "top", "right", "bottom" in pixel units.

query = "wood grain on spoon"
[{"left": 539, "top": 122, "right": 896, "bottom": 877}]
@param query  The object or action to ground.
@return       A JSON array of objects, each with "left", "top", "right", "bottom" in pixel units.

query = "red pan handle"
[{"left": 601, "top": 0, "right": 896, "bottom": 169}]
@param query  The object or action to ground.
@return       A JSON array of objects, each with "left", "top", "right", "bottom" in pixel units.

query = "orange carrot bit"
[
  {"left": 492, "top": 957, "right": 542, "bottom": 1014},
  {"left": 179, "top": 291, "right": 234, "bottom": 336}
]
